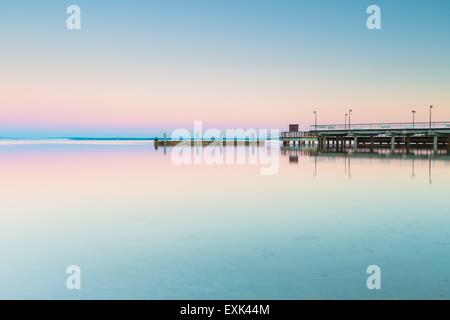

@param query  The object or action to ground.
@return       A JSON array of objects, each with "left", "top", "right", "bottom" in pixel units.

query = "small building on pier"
[{"left": 280, "top": 124, "right": 319, "bottom": 146}]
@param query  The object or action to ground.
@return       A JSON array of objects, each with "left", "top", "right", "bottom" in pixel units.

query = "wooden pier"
[
  {"left": 281, "top": 121, "right": 450, "bottom": 153},
  {"left": 154, "top": 138, "right": 264, "bottom": 148}
]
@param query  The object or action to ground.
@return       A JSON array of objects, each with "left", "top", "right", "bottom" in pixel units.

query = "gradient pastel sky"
[{"left": 1, "top": 0, "right": 449, "bottom": 137}]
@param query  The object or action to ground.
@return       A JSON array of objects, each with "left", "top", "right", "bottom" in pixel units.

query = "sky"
[{"left": 1, "top": 0, "right": 449, "bottom": 137}]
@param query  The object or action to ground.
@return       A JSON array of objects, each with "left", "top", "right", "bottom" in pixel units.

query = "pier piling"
[
  {"left": 433, "top": 135, "right": 439, "bottom": 154},
  {"left": 448, "top": 136, "right": 450, "bottom": 154}
]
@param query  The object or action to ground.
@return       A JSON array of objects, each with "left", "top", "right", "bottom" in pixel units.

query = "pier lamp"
[
  {"left": 313, "top": 111, "right": 317, "bottom": 131},
  {"left": 348, "top": 109, "right": 353, "bottom": 130},
  {"left": 412, "top": 110, "right": 416, "bottom": 128},
  {"left": 345, "top": 113, "right": 348, "bottom": 130},
  {"left": 429, "top": 105, "right": 433, "bottom": 129}
]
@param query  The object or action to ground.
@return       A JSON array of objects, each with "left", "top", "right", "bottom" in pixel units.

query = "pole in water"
[{"left": 163, "top": 132, "right": 167, "bottom": 154}]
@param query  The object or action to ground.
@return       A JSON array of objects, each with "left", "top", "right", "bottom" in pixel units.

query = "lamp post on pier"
[
  {"left": 345, "top": 113, "right": 348, "bottom": 130},
  {"left": 348, "top": 109, "right": 353, "bottom": 131},
  {"left": 313, "top": 111, "right": 317, "bottom": 131},
  {"left": 429, "top": 105, "right": 433, "bottom": 129}
]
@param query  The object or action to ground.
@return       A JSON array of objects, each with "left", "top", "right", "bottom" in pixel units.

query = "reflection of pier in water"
[
  {"left": 155, "top": 140, "right": 270, "bottom": 157},
  {"left": 282, "top": 146, "right": 450, "bottom": 185},
  {"left": 282, "top": 146, "right": 450, "bottom": 160}
]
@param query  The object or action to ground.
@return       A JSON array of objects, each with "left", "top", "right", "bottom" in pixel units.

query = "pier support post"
[
  {"left": 447, "top": 136, "right": 450, "bottom": 154},
  {"left": 370, "top": 137, "right": 375, "bottom": 151},
  {"left": 433, "top": 135, "right": 438, "bottom": 154},
  {"left": 353, "top": 136, "right": 358, "bottom": 150},
  {"left": 406, "top": 136, "right": 411, "bottom": 152},
  {"left": 391, "top": 136, "right": 395, "bottom": 151}
]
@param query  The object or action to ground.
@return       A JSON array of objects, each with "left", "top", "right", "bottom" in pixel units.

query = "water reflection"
[
  {"left": 1, "top": 141, "right": 450, "bottom": 299},
  {"left": 281, "top": 146, "right": 450, "bottom": 185},
  {"left": 154, "top": 142, "right": 449, "bottom": 184}
]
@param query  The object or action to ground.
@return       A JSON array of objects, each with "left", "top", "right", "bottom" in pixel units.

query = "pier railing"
[
  {"left": 280, "top": 131, "right": 318, "bottom": 138},
  {"left": 309, "top": 121, "right": 450, "bottom": 132}
]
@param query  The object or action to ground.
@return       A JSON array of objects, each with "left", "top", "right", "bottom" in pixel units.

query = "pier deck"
[{"left": 154, "top": 139, "right": 264, "bottom": 148}]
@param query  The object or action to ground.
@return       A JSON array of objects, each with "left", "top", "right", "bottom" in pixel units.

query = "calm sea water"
[{"left": 1, "top": 140, "right": 449, "bottom": 299}]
